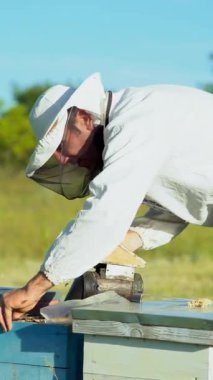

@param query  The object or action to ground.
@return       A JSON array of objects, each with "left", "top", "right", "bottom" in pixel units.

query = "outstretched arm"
[{"left": 0, "top": 229, "right": 142, "bottom": 332}]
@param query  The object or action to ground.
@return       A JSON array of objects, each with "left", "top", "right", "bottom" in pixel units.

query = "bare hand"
[
  {"left": 0, "top": 272, "right": 54, "bottom": 332},
  {"left": 0, "top": 288, "right": 39, "bottom": 331}
]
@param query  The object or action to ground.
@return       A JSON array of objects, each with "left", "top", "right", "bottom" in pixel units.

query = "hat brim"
[
  {"left": 26, "top": 72, "right": 105, "bottom": 177},
  {"left": 26, "top": 111, "right": 67, "bottom": 177}
]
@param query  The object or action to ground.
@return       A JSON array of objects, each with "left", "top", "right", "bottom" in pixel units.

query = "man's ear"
[{"left": 86, "top": 119, "right": 95, "bottom": 131}]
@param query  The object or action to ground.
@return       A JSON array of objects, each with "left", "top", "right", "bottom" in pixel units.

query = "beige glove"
[{"left": 104, "top": 230, "right": 146, "bottom": 268}]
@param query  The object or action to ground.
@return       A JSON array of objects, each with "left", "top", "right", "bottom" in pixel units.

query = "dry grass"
[
  {"left": 0, "top": 168, "right": 212, "bottom": 299},
  {"left": 139, "top": 255, "right": 212, "bottom": 300}
]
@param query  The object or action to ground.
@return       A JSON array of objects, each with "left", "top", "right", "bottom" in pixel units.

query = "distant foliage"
[
  {"left": 203, "top": 83, "right": 213, "bottom": 94},
  {"left": 13, "top": 83, "right": 51, "bottom": 114},
  {"left": 1, "top": 63, "right": 212, "bottom": 169},
  {"left": 0, "top": 98, "right": 5, "bottom": 116},
  {"left": 203, "top": 52, "right": 213, "bottom": 94},
  {"left": 0, "top": 82, "right": 78, "bottom": 167},
  {"left": 0, "top": 105, "right": 35, "bottom": 165},
  {"left": 0, "top": 83, "right": 52, "bottom": 167}
]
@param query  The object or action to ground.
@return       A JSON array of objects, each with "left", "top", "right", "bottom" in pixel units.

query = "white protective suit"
[{"left": 28, "top": 74, "right": 213, "bottom": 284}]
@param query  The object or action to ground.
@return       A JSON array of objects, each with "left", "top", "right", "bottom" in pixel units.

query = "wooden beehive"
[
  {"left": 1, "top": 287, "right": 212, "bottom": 380},
  {"left": 0, "top": 321, "right": 83, "bottom": 380},
  {"left": 72, "top": 299, "right": 213, "bottom": 380},
  {"left": 0, "top": 288, "right": 83, "bottom": 380}
]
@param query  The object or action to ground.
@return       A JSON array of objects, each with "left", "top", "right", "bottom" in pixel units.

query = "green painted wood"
[
  {"left": 84, "top": 376, "right": 153, "bottom": 379},
  {"left": 73, "top": 319, "right": 213, "bottom": 345},
  {"left": 0, "top": 321, "right": 84, "bottom": 380},
  {"left": 72, "top": 299, "right": 213, "bottom": 331},
  {"left": 84, "top": 376, "right": 208, "bottom": 380},
  {"left": 209, "top": 347, "right": 213, "bottom": 380},
  {"left": 83, "top": 334, "right": 210, "bottom": 380}
]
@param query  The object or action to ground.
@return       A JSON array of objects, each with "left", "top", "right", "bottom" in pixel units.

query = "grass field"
[{"left": 0, "top": 168, "right": 212, "bottom": 300}]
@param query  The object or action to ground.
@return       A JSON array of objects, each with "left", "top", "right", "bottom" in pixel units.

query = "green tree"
[
  {"left": 0, "top": 81, "right": 77, "bottom": 167},
  {"left": 0, "top": 83, "right": 51, "bottom": 167},
  {"left": 203, "top": 53, "right": 213, "bottom": 94},
  {"left": 13, "top": 83, "right": 52, "bottom": 113},
  {"left": 13, "top": 81, "right": 77, "bottom": 112},
  {"left": 203, "top": 83, "right": 213, "bottom": 93},
  {"left": 0, "top": 99, "right": 5, "bottom": 116},
  {"left": 0, "top": 105, "right": 35, "bottom": 166}
]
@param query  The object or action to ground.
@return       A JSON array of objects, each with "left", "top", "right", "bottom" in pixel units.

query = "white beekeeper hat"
[{"left": 26, "top": 72, "right": 106, "bottom": 177}]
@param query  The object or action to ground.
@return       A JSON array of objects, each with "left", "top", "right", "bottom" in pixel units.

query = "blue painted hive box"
[
  {"left": 0, "top": 288, "right": 83, "bottom": 380},
  {"left": 0, "top": 322, "right": 83, "bottom": 380},
  {"left": 1, "top": 287, "right": 212, "bottom": 380}
]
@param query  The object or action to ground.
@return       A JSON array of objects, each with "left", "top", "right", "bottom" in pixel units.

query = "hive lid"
[{"left": 71, "top": 298, "right": 213, "bottom": 331}]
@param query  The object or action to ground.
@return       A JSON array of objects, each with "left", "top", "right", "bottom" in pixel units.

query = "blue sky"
[{"left": 1, "top": 0, "right": 213, "bottom": 108}]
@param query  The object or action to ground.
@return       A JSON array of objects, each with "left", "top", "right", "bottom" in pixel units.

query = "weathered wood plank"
[
  {"left": 209, "top": 347, "right": 213, "bottom": 380},
  {"left": 83, "top": 335, "right": 210, "bottom": 380},
  {"left": 73, "top": 319, "right": 213, "bottom": 345},
  {"left": 72, "top": 299, "right": 213, "bottom": 330}
]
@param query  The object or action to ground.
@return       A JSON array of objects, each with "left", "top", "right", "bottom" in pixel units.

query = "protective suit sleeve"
[
  {"left": 130, "top": 208, "right": 188, "bottom": 250},
  {"left": 40, "top": 103, "right": 173, "bottom": 284}
]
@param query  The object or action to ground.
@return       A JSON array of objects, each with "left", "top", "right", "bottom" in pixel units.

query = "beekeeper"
[{"left": 1, "top": 72, "right": 213, "bottom": 331}]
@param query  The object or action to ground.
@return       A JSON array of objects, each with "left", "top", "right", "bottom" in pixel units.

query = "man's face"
[{"left": 53, "top": 109, "right": 95, "bottom": 166}]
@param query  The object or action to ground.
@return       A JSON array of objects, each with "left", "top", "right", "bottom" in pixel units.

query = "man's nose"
[{"left": 53, "top": 151, "right": 69, "bottom": 165}]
